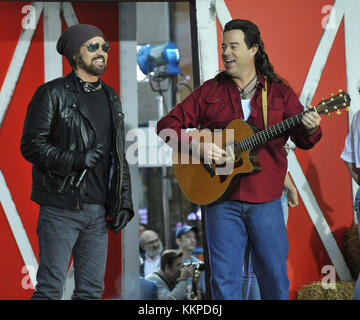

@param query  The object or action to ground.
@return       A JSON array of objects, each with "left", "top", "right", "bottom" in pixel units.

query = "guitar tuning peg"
[
  {"left": 330, "top": 93, "right": 334, "bottom": 96},
  {"left": 338, "top": 89, "right": 343, "bottom": 93},
  {"left": 336, "top": 110, "right": 342, "bottom": 115},
  {"left": 325, "top": 109, "right": 329, "bottom": 113}
]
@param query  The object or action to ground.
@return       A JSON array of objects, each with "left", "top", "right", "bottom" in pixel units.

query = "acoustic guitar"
[{"left": 172, "top": 90, "right": 351, "bottom": 205}]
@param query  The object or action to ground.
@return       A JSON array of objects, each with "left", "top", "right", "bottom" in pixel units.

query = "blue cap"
[{"left": 176, "top": 225, "right": 198, "bottom": 239}]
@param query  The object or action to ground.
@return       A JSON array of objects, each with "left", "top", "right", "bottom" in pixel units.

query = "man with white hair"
[{"left": 140, "top": 230, "right": 163, "bottom": 277}]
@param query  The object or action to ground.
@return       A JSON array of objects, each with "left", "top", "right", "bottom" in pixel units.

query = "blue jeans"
[
  {"left": 206, "top": 199, "right": 289, "bottom": 300},
  {"left": 242, "top": 245, "right": 261, "bottom": 299},
  {"left": 32, "top": 204, "right": 108, "bottom": 300},
  {"left": 281, "top": 188, "right": 289, "bottom": 226},
  {"left": 242, "top": 189, "right": 289, "bottom": 300},
  {"left": 353, "top": 188, "right": 360, "bottom": 300}
]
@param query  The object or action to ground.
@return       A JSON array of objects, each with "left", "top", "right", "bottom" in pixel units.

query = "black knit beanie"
[{"left": 56, "top": 24, "right": 105, "bottom": 65}]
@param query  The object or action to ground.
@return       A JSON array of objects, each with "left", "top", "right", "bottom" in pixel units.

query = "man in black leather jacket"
[{"left": 20, "top": 24, "right": 134, "bottom": 300}]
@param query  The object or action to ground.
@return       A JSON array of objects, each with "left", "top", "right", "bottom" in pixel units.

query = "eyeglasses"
[
  {"left": 145, "top": 238, "right": 160, "bottom": 246},
  {"left": 82, "top": 42, "right": 110, "bottom": 53}
]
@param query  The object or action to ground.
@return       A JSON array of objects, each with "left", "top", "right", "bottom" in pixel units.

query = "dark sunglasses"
[{"left": 82, "top": 42, "right": 110, "bottom": 53}]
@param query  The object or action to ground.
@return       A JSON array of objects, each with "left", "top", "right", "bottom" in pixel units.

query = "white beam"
[
  {"left": 119, "top": 2, "right": 140, "bottom": 299},
  {"left": 214, "top": 0, "right": 232, "bottom": 29},
  {"left": 43, "top": 2, "right": 62, "bottom": 82},
  {"left": 291, "top": 0, "right": 352, "bottom": 280},
  {"left": 299, "top": 0, "right": 345, "bottom": 107},
  {"left": 196, "top": 0, "right": 219, "bottom": 83},
  {"left": 0, "top": 170, "right": 38, "bottom": 287},
  {"left": 0, "top": 2, "right": 43, "bottom": 127},
  {"left": 62, "top": 2, "right": 79, "bottom": 26}
]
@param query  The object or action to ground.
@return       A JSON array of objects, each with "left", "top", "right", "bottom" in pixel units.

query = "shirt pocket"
[
  {"left": 267, "top": 99, "right": 285, "bottom": 126},
  {"left": 202, "top": 96, "right": 231, "bottom": 124}
]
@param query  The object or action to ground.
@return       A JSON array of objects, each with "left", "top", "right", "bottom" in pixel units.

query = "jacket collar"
[
  {"left": 63, "top": 71, "right": 119, "bottom": 102},
  {"left": 63, "top": 70, "right": 106, "bottom": 93}
]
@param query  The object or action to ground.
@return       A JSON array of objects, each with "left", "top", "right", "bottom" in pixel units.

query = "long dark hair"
[{"left": 223, "top": 19, "right": 285, "bottom": 83}]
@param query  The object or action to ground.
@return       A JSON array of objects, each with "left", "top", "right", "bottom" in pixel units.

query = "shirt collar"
[
  {"left": 145, "top": 253, "right": 160, "bottom": 261},
  {"left": 215, "top": 70, "right": 266, "bottom": 88},
  {"left": 257, "top": 72, "right": 266, "bottom": 88}
]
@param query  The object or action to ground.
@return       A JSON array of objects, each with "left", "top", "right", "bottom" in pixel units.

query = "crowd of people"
[{"left": 139, "top": 225, "right": 205, "bottom": 300}]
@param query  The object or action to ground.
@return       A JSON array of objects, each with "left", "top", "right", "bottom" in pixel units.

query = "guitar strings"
[
  {"left": 220, "top": 94, "right": 346, "bottom": 156},
  {"left": 229, "top": 112, "right": 305, "bottom": 153}
]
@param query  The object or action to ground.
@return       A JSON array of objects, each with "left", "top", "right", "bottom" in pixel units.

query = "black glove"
[
  {"left": 107, "top": 209, "right": 133, "bottom": 234},
  {"left": 85, "top": 143, "right": 105, "bottom": 168}
]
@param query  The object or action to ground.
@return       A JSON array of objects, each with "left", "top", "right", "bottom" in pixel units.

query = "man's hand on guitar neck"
[
  {"left": 190, "top": 140, "right": 226, "bottom": 163},
  {"left": 302, "top": 106, "right": 321, "bottom": 136}
]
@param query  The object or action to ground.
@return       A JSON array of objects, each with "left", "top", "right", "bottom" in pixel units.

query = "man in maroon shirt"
[{"left": 157, "top": 19, "right": 322, "bottom": 299}]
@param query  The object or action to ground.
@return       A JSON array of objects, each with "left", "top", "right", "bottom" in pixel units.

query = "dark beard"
[{"left": 75, "top": 53, "right": 106, "bottom": 76}]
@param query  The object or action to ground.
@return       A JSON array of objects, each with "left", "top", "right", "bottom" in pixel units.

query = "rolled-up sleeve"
[{"left": 341, "top": 110, "right": 360, "bottom": 167}]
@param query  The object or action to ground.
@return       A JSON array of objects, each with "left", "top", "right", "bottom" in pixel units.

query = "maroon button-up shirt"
[{"left": 157, "top": 72, "right": 322, "bottom": 203}]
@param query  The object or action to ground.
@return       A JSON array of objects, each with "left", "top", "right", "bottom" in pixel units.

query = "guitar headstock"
[{"left": 314, "top": 90, "right": 351, "bottom": 117}]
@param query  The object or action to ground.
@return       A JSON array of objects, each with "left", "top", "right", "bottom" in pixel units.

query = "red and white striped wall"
[{"left": 196, "top": 0, "right": 359, "bottom": 298}]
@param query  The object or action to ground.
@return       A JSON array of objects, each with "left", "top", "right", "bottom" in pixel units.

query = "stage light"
[
  {"left": 137, "top": 43, "right": 181, "bottom": 250},
  {"left": 137, "top": 42, "right": 181, "bottom": 79}
]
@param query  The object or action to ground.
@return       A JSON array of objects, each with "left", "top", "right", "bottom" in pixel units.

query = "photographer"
[
  {"left": 146, "top": 250, "right": 194, "bottom": 300},
  {"left": 175, "top": 226, "right": 206, "bottom": 299}
]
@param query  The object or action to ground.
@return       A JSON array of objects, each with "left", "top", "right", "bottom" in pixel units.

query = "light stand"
[
  {"left": 137, "top": 42, "right": 180, "bottom": 249},
  {"left": 149, "top": 76, "right": 171, "bottom": 249}
]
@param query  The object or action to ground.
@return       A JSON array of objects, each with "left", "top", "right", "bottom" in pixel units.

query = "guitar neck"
[{"left": 238, "top": 109, "right": 309, "bottom": 151}]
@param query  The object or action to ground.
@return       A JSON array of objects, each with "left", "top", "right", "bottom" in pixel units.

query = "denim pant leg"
[
  {"left": 32, "top": 205, "right": 81, "bottom": 300},
  {"left": 353, "top": 188, "right": 360, "bottom": 300},
  {"left": 246, "top": 199, "right": 289, "bottom": 300},
  {"left": 242, "top": 244, "right": 261, "bottom": 300},
  {"left": 241, "top": 189, "right": 288, "bottom": 300},
  {"left": 281, "top": 188, "right": 289, "bottom": 225},
  {"left": 205, "top": 201, "right": 248, "bottom": 300},
  {"left": 72, "top": 204, "right": 108, "bottom": 300}
]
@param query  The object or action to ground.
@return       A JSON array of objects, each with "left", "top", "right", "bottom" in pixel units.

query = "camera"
[{"left": 183, "top": 261, "right": 205, "bottom": 272}]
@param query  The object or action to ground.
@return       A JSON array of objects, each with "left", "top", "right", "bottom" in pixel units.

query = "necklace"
[
  {"left": 238, "top": 74, "right": 258, "bottom": 99},
  {"left": 75, "top": 73, "right": 102, "bottom": 92}
]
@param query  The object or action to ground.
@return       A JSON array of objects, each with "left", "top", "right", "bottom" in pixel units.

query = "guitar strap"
[{"left": 262, "top": 79, "right": 268, "bottom": 128}]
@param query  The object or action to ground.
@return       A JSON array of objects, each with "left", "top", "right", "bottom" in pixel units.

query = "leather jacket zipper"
[
  {"left": 76, "top": 111, "right": 82, "bottom": 210},
  {"left": 115, "top": 125, "right": 123, "bottom": 217}
]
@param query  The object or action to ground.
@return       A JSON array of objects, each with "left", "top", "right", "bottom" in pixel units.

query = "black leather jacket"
[{"left": 20, "top": 72, "right": 133, "bottom": 220}]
